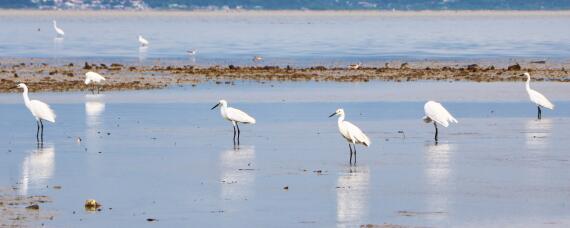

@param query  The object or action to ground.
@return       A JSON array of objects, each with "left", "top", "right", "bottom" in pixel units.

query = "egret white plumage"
[
  {"left": 423, "top": 101, "right": 457, "bottom": 142},
  {"left": 187, "top": 49, "right": 197, "bottom": 55},
  {"left": 17, "top": 83, "right": 56, "bottom": 142},
  {"left": 348, "top": 62, "right": 362, "bottom": 70},
  {"left": 52, "top": 20, "right": 64, "bottom": 37},
  {"left": 252, "top": 56, "right": 263, "bottom": 62},
  {"left": 523, "top": 72, "right": 554, "bottom": 119},
  {"left": 138, "top": 35, "right": 149, "bottom": 47},
  {"left": 211, "top": 99, "right": 256, "bottom": 145},
  {"left": 329, "top": 109, "right": 370, "bottom": 165},
  {"left": 85, "top": 71, "right": 106, "bottom": 94}
]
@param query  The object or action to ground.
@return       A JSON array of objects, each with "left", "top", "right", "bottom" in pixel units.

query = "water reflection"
[
  {"left": 219, "top": 146, "right": 256, "bottom": 201},
  {"left": 85, "top": 94, "right": 106, "bottom": 127},
  {"left": 20, "top": 145, "right": 55, "bottom": 195},
  {"left": 336, "top": 166, "right": 370, "bottom": 227},
  {"left": 424, "top": 143, "right": 455, "bottom": 220},
  {"left": 525, "top": 119, "right": 553, "bottom": 150},
  {"left": 138, "top": 46, "right": 148, "bottom": 62}
]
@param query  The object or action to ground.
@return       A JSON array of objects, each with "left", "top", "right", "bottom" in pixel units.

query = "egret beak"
[
  {"left": 211, "top": 103, "right": 220, "bottom": 110},
  {"left": 328, "top": 112, "right": 337, "bottom": 118}
]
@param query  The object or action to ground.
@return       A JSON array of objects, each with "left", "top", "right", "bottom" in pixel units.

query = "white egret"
[
  {"left": 523, "top": 72, "right": 554, "bottom": 119},
  {"left": 53, "top": 20, "right": 64, "bottom": 37},
  {"left": 329, "top": 109, "right": 370, "bottom": 165},
  {"left": 423, "top": 101, "right": 457, "bottom": 142},
  {"left": 85, "top": 71, "right": 106, "bottom": 94},
  {"left": 138, "top": 35, "right": 149, "bottom": 47},
  {"left": 252, "top": 56, "right": 263, "bottom": 62},
  {"left": 17, "top": 83, "right": 56, "bottom": 142},
  {"left": 211, "top": 99, "right": 256, "bottom": 145},
  {"left": 187, "top": 49, "right": 197, "bottom": 55},
  {"left": 348, "top": 62, "right": 362, "bottom": 70}
]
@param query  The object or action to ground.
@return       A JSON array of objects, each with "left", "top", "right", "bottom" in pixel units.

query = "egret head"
[
  {"left": 16, "top": 83, "right": 27, "bottom": 89},
  {"left": 328, "top": 108, "right": 345, "bottom": 118},
  {"left": 211, "top": 99, "right": 228, "bottom": 110},
  {"left": 522, "top": 72, "right": 530, "bottom": 77}
]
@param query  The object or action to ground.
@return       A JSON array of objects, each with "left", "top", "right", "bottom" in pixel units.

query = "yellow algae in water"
[{"left": 84, "top": 199, "right": 101, "bottom": 211}]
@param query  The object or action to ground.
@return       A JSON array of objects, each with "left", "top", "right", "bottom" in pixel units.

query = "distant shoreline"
[{"left": 2, "top": 9, "right": 570, "bottom": 17}]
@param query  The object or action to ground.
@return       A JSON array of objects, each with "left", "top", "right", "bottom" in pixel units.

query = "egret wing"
[
  {"left": 528, "top": 89, "right": 555, "bottom": 110},
  {"left": 227, "top": 107, "right": 256, "bottom": 124},
  {"left": 343, "top": 121, "right": 370, "bottom": 146},
  {"left": 30, "top": 100, "right": 56, "bottom": 123},
  {"left": 424, "top": 101, "right": 457, "bottom": 127}
]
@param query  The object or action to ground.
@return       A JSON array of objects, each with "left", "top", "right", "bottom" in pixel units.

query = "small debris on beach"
[{"left": 84, "top": 199, "right": 102, "bottom": 211}]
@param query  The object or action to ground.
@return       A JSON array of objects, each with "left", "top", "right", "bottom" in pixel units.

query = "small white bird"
[
  {"left": 211, "top": 99, "right": 256, "bottom": 145},
  {"left": 348, "top": 62, "right": 362, "bottom": 70},
  {"left": 53, "top": 20, "right": 64, "bottom": 37},
  {"left": 17, "top": 83, "right": 56, "bottom": 142},
  {"left": 523, "top": 72, "right": 554, "bottom": 119},
  {"left": 252, "top": 56, "right": 263, "bottom": 62},
  {"left": 329, "top": 109, "right": 370, "bottom": 165},
  {"left": 187, "top": 49, "right": 197, "bottom": 55},
  {"left": 423, "top": 101, "right": 458, "bottom": 142},
  {"left": 138, "top": 35, "right": 149, "bottom": 47},
  {"left": 85, "top": 71, "right": 106, "bottom": 94}
]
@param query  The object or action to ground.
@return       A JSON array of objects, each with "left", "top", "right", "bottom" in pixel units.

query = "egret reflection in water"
[
  {"left": 85, "top": 94, "right": 106, "bottom": 127},
  {"left": 336, "top": 166, "right": 370, "bottom": 227},
  {"left": 220, "top": 146, "right": 256, "bottom": 201},
  {"left": 424, "top": 143, "right": 455, "bottom": 220},
  {"left": 138, "top": 46, "right": 148, "bottom": 62},
  {"left": 525, "top": 119, "right": 553, "bottom": 150},
  {"left": 20, "top": 145, "right": 55, "bottom": 195}
]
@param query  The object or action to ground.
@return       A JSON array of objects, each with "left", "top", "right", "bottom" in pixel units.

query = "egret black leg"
[
  {"left": 353, "top": 144, "right": 357, "bottom": 165},
  {"left": 434, "top": 122, "right": 439, "bottom": 142},
  {"left": 348, "top": 144, "right": 353, "bottom": 164},
  {"left": 40, "top": 119, "right": 44, "bottom": 142},
  {"left": 538, "top": 106, "right": 542, "bottom": 120},
  {"left": 97, "top": 85, "right": 100, "bottom": 94},
  {"left": 36, "top": 121, "right": 40, "bottom": 142},
  {"left": 236, "top": 123, "right": 241, "bottom": 145},
  {"left": 232, "top": 125, "right": 237, "bottom": 145}
]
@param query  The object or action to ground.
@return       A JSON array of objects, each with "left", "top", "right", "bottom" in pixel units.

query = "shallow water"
[
  {"left": 1, "top": 11, "right": 570, "bottom": 65},
  {"left": 1, "top": 82, "right": 569, "bottom": 227}
]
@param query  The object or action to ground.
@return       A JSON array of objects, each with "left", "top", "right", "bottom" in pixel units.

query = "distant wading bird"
[
  {"left": 329, "top": 109, "right": 370, "bottom": 165},
  {"left": 252, "top": 56, "right": 263, "bottom": 62},
  {"left": 17, "top": 83, "right": 56, "bottom": 142},
  {"left": 85, "top": 71, "right": 106, "bottom": 94},
  {"left": 187, "top": 49, "right": 197, "bottom": 55},
  {"left": 348, "top": 62, "right": 362, "bottom": 70},
  {"left": 53, "top": 20, "right": 64, "bottom": 37},
  {"left": 423, "top": 101, "right": 457, "bottom": 143},
  {"left": 138, "top": 35, "right": 149, "bottom": 47},
  {"left": 523, "top": 72, "right": 554, "bottom": 119},
  {"left": 211, "top": 100, "right": 256, "bottom": 145}
]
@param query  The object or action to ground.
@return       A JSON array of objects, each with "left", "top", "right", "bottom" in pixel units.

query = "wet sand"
[{"left": 1, "top": 58, "right": 569, "bottom": 92}]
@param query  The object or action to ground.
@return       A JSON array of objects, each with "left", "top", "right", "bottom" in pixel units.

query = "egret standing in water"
[
  {"left": 523, "top": 72, "right": 554, "bottom": 119},
  {"left": 84, "top": 71, "right": 106, "bottom": 94},
  {"left": 138, "top": 35, "right": 149, "bottom": 47},
  {"left": 423, "top": 101, "right": 457, "bottom": 143},
  {"left": 17, "top": 83, "right": 56, "bottom": 142},
  {"left": 53, "top": 20, "right": 64, "bottom": 37},
  {"left": 329, "top": 109, "right": 370, "bottom": 165},
  {"left": 211, "top": 100, "right": 256, "bottom": 145}
]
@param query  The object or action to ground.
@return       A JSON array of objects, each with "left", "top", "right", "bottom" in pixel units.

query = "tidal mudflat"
[{"left": 1, "top": 81, "right": 569, "bottom": 227}]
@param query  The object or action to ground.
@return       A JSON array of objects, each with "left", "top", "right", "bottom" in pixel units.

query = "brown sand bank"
[{"left": 0, "top": 60, "right": 569, "bottom": 93}]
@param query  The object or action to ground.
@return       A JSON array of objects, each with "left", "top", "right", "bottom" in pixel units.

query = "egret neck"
[
  {"left": 525, "top": 74, "right": 531, "bottom": 92},
  {"left": 21, "top": 85, "right": 31, "bottom": 109}
]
